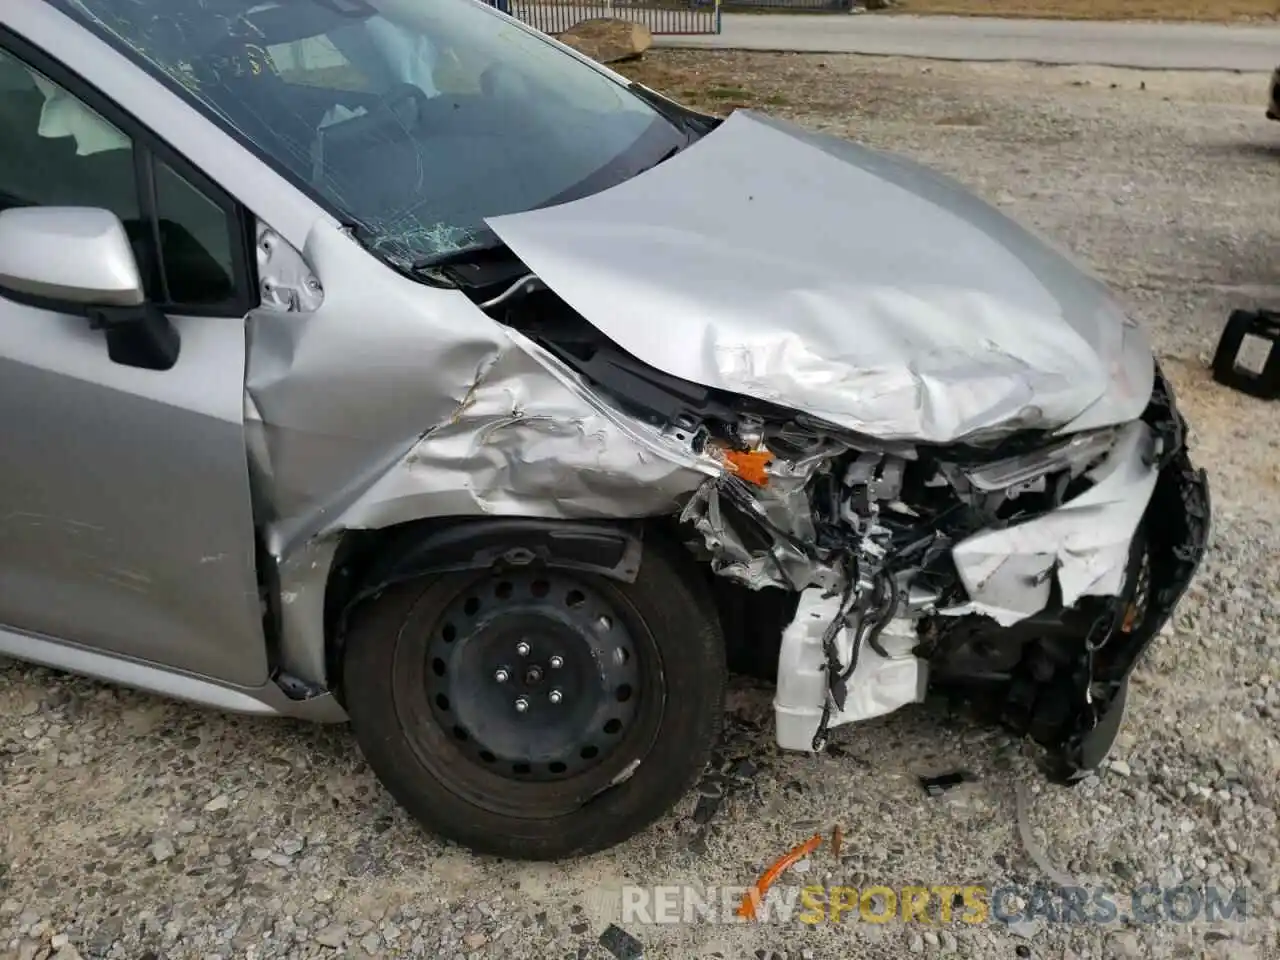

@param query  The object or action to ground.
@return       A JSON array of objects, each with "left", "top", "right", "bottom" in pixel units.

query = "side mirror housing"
[
  {"left": 0, "top": 206, "right": 145, "bottom": 306},
  {"left": 0, "top": 206, "right": 180, "bottom": 371}
]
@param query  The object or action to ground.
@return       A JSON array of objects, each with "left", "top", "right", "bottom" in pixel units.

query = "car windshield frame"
[{"left": 45, "top": 0, "right": 689, "bottom": 268}]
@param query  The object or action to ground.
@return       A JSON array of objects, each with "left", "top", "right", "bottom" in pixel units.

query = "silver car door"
[{"left": 0, "top": 35, "right": 268, "bottom": 687}]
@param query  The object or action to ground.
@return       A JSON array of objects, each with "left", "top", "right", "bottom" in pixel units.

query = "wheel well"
[
  {"left": 708, "top": 577, "right": 798, "bottom": 681},
  {"left": 321, "top": 516, "right": 797, "bottom": 699},
  {"left": 321, "top": 516, "right": 655, "bottom": 699}
]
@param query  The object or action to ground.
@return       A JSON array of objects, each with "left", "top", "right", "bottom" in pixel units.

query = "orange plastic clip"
[
  {"left": 737, "top": 832, "right": 824, "bottom": 920},
  {"left": 723, "top": 448, "right": 774, "bottom": 487}
]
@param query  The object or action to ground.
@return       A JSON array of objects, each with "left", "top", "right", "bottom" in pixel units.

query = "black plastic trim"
[
  {"left": 1053, "top": 368, "right": 1211, "bottom": 778},
  {"left": 347, "top": 518, "right": 645, "bottom": 609}
]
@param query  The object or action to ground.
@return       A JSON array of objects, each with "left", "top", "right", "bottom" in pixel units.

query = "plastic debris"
[
  {"left": 599, "top": 923, "right": 644, "bottom": 960},
  {"left": 1212, "top": 308, "right": 1280, "bottom": 399},
  {"left": 737, "top": 832, "right": 825, "bottom": 920},
  {"left": 919, "top": 770, "right": 976, "bottom": 797}
]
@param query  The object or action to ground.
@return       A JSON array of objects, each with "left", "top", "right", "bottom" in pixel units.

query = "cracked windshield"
[{"left": 52, "top": 0, "right": 687, "bottom": 265}]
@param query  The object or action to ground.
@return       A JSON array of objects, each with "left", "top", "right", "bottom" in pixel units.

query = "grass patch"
[{"left": 617, "top": 53, "right": 808, "bottom": 115}]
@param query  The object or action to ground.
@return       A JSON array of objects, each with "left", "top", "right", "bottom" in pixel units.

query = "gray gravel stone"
[
  {"left": 1007, "top": 918, "right": 1043, "bottom": 939},
  {"left": 1109, "top": 931, "right": 1145, "bottom": 958},
  {"left": 313, "top": 924, "right": 346, "bottom": 948},
  {"left": 148, "top": 837, "right": 176, "bottom": 863}
]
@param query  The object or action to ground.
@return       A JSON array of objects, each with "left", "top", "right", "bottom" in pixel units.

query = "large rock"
[{"left": 557, "top": 18, "right": 653, "bottom": 64}]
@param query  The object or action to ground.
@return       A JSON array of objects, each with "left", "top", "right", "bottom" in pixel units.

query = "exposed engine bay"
[{"left": 431, "top": 253, "right": 1212, "bottom": 781}]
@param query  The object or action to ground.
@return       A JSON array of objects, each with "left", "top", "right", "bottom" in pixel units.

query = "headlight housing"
[{"left": 962, "top": 427, "right": 1119, "bottom": 493}]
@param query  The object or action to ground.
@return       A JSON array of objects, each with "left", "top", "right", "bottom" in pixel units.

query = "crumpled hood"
[{"left": 487, "top": 110, "right": 1152, "bottom": 444}]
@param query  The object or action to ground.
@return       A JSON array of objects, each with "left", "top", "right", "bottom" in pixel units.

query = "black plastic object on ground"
[
  {"left": 919, "top": 770, "right": 976, "bottom": 797},
  {"left": 1212, "top": 308, "right": 1280, "bottom": 399},
  {"left": 599, "top": 924, "right": 645, "bottom": 960}
]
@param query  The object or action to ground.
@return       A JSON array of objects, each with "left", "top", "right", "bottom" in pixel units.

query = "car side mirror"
[
  {"left": 0, "top": 206, "right": 144, "bottom": 305},
  {"left": 0, "top": 206, "right": 180, "bottom": 371}
]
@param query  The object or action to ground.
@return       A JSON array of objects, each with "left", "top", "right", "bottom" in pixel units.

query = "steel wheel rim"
[{"left": 390, "top": 568, "right": 666, "bottom": 819}]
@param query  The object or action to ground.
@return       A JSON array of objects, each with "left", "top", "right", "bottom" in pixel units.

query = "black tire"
[{"left": 341, "top": 538, "right": 726, "bottom": 860}]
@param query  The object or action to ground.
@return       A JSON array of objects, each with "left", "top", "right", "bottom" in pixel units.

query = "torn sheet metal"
[
  {"left": 774, "top": 588, "right": 926, "bottom": 752},
  {"left": 947, "top": 419, "right": 1159, "bottom": 626},
  {"left": 486, "top": 110, "right": 1153, "bottom": 445},
  {"left": 244, "top": 218, "right": 715, "bottom": 560},
  {"left": 326, "top": 328, "right": 720, "bottom": 533},
  {"left": 680, "top": 479, "right": 839, "bottom": 592},
  {"left": 679, "top": 428, "right": 854, "bottom": 591},
  {"left": 275, "top": 535, "right": 339, "bottom": 687},
  {"left": 256, "top": 222, "right": 323, "bottom": 313},
  {"left": 750, "top": 442, "right": 844, "bottom": 544}
]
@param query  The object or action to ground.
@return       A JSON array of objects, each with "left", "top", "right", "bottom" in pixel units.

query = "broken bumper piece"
[
  {"left": 1057, "top": 400, "right": 1210, "bottom": 775},
  {"left": 768, "top": 367, "right": 1209, "bottom": 769},
  {"left": 947, "top": 417, "right": 1159, "bottom": 628}
]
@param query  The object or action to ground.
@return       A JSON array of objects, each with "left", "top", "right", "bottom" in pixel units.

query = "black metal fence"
[{"left": 494, "top": 1, "right": 722, "bottom": 37}]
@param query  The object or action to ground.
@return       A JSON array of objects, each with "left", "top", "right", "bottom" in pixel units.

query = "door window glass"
[
  {"left": 0, "top": 48, "right": 139, "bottom": 221},
  {"left": 0, "top": 48, "right": 238, "bottom": 309},
  {"left": 153, "top": 158, "right": 237, "bottom": 305}
]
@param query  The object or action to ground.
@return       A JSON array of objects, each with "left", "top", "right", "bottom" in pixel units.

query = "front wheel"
[{"left": 341, "top": 540, "right": 726, "bottom": 860}]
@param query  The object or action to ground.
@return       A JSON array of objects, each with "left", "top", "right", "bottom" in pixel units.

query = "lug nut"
[
  {"left": 548, "top": 689, "right": 563, "bottom": 705},
  {"left": 514, "top": 696, "right": 529, "bottom": 713},
  {"left": 516, "top": 641, "right": 530, "bottom": 656},
  {"left": 549, "top": 656, "right": 563, "bottom": 669},
  {"left": 494, "top": 668, "right": 509, "bottom": 683}
]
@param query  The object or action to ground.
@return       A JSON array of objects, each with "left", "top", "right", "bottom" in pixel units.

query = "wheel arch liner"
[{"left": 343, "top": 518, "right": 646, "bottom": 614}]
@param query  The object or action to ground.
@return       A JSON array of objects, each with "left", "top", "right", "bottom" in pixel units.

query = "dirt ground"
[
  {"left": 881, "top": 0, "right": 1279, "bottom": 23},
  {"left": 3, "top": 51, "right": 1280, "bottom": 960}
]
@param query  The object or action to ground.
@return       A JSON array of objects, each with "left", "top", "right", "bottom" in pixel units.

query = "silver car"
[{"left": 0, "top": 0, "right": 1208, "bottom": 860}]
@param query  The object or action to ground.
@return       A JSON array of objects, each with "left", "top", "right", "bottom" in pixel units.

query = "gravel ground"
[{"left": 4, "top": 53, "right": 1280, "bottom": 960}]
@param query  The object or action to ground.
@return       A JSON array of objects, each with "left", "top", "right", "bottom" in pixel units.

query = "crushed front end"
[
  {"left": 417, "top": 106, "right": 1215, "bottom": 782},
  {"left": 679, "top": 365, "right": 1209, "bottom": 779}
]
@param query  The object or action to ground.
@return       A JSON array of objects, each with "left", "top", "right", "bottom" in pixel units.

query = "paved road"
[{"left": 654, "top": 13, "right": 1280, "bottom": 71}]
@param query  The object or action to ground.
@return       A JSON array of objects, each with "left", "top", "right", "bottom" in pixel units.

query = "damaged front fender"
[
  {"left": 245, "top": 219, "right": 717, "bottom": 555},
  {"left": 244, "top": 219, "right": 719, "bottom": 687},
  {"left": 323, "top": 329, "right": 719, "bottom": 535}
]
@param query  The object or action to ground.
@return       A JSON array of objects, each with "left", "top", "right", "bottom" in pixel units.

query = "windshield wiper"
[
  {"left": 637, "top": 145, "right": 681, "bottom": 176},
  {"left": 626, "top": 82, "right": 719, "bottom": 138},
  {"left": 410, "top": 237, "right": 514, "bottom": 271},
  {"left": 339, "top": 221, "right": 495, "bottom": 288}
]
